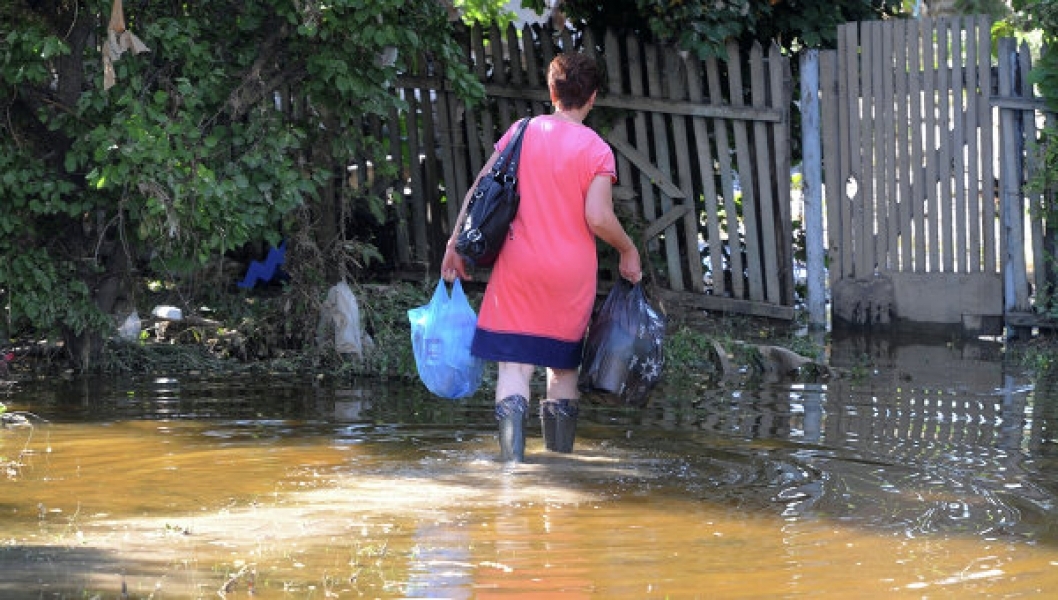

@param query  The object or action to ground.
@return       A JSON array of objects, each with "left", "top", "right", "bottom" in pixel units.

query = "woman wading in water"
[{"left": 441, "top": 52, "right": 642, "bottom": 463}]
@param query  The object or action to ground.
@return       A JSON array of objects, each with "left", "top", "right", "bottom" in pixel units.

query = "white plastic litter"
[
  {"left": 323, "top": 281, "right": 372, "bottom": 356},
  {"left": 151, "top": 305, "right": 183, "bottom": 321},
  {"left": 117, "top": 310, "right": 141, "bottom": 340}
]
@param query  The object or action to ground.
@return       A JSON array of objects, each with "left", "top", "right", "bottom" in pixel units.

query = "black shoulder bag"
[{"left": 454, "top": 117, "right": 531, "bottom": 269}]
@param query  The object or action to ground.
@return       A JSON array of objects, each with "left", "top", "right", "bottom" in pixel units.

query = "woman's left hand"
[{"left": 441, "top": 243, "right": 471, "bottom": 282}]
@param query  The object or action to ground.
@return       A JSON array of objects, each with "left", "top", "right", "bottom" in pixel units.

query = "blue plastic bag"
[{"left": 408, "top": 279, "right": 484, "bottom": 399}]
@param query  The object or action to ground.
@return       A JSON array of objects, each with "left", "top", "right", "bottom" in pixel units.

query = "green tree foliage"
[
  {"left": 0, "top": 0, "right": 480, "bottom": 369},
  {"left": 527, "top": 0, "right": 907, "bottom": 57},
  {"left": 453, "top": 0, "right": 518, "bottom": 26},
  {"left": 952, "top": 0, "right": 1012, "bottom": 18},
  {"left": 1012, "top": 0, "right": 1058, "bottom": 105}
]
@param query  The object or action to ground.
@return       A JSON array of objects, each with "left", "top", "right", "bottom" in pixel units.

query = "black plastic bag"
[{"left": 578, "top": 280, "right": 666, "bottom": 408}]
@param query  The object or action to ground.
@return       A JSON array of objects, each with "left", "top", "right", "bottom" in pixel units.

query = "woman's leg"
[
  {"left": 545, "top": 368, "right": 579, "bottom": 400},
  {"left": 541, "top": 368, "right": 580, "bottom": 452},
  {"left": 494, "top": 362, "right": 535, "bottom": 463},
  {"left": 496, "top": 362, "right": 535, "bottom": 401}
]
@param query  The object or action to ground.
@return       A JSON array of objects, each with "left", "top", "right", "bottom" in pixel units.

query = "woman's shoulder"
[{"left": 525, "top": 116, "right": 612, "bottom": 159}]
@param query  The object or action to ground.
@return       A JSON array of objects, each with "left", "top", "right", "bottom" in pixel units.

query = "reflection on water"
[{"left": 2, "top": 333, "right": 1058, "bottom": 597}]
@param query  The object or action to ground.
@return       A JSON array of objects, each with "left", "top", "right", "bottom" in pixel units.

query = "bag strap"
[{"left": 490, "top": 117, "right": 531, "bottom": 182}]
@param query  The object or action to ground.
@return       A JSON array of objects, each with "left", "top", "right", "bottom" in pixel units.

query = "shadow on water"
[{"left": 3, "top": 329, "right": 1058, "bottom": 597}]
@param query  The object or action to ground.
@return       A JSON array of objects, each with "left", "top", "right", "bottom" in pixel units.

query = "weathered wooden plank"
[
  {"left": 605, "top": 135, "right": 685, "bottom": 199},
  {"left": 750, "top": 42, "right": 780, "bottom": 303},
  {"left": 472, "top": 26, "right": 495, "bottom": 167},
  {"left": 491, "top": 23, "right": 513, "bottom": 128},
  {"left": 979, "top": 20, "right": 997, "bottom": 273},
  {"left": 997, "top": 37, "right": 1028, "bottom": 313},
  {"left": 836, "top": 26, "right": 853, "bottom": 280},
  {"left": 665, "top": 48, "right": 705, "bottom": 293},
  {"left": 505, "top": 23, "right": 529, "bottom": 118},
  {"left": 655, "top": 288, "right": 797, "bottom": 321},
  {"left": 862, "top": 21, "right": 880, "bottom": 275},
  {"left": 801, "top": 49, "right": 825, "bottom": 326},
  {"left": 851, "top": 22, "right": 872, "bottom": 277},
  {"left": 612, "top": 186, "right": 635, "bottom": 201},
  {"left": 989, "top": 96, "right": 1051, "bottom": 111},
  {"left": 908, "top": 19, "right": 927, "bottom": 272},
  {"left": 894, "top": 19, "right": 914, "bottom": 272},
  {"left": 386, "top": 105, "right": 411, "bottom": 265},
  {"left": 418, "top": 79, "right": 443, "bottom": 263},
  {"left": 451, "top": 104, "right": 478, "bottom": 220},
  {"left": 819, "top": 49, "right": 843, "bottom": 291},
  {"left": 646, "top": 44, "right": 684, "bottom": 292},
  {"left": 539, "top": 25, "right": 557, "bottom": 77},
  {"left": 627, "top": 33, "right": 661, "bottom": 263},
  {"left": 402, "top": 85, "right": 429, "bottom": 262},
  {"left": 848, "top": 25, "right": 864, "bottom": 280},
  {"left": 477, "top": 85, "right": 785, "bottom": 122},
  {"left": 840, "top": 23, "right": 862, "bottom": 279},
  {"left": 433, "top": 67, "right": 470, "bottom": 243},
  {"left": 602, "top": 30, "right": 638, "bottom": 219},
  {"left": 936, "top": 21, "right": 954, "bottom": 273},
  {"left": 922, "top": 17, "right": 940, "bottom": 273},
  {"left": 1020, "top": 41, "right": 1045, "bottom": 305},
  {"left": 771, "top": 44, "right": 795, "bottom": 306},
  {"left": 522, "top": 25, "right": 548, "bottom": 116},
  {"left": 728, "top": 40, "right": 762, "bottom": 302},
  {"left": 600, "top": 93, "right": 782, "bottom": 121},
  {"left": 950, "top": 18, "right": 968, "bottom": 273},
  {"left": 707, "top": 54, "right": 745, "bottom": 298},
  {"left": 641, "top": 204, "right": 693, "bottom": 243},
  {"left": 963, "top": 16, "right": 982, "bottom": 273},
  {"left": 881, "top": 19, "right": 898, "bottom": 272},
  {"left": 686, "top": 52, "right": 724, "bottom": 297}
]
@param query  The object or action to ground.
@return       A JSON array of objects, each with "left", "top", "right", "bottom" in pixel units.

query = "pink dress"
[{"left": 470, "top": 115, "right": 616, "bottom": 368}]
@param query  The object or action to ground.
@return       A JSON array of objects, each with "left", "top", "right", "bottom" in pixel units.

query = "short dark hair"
[{"left": 547, "top": 53, "right": 600, "bottom": 111}]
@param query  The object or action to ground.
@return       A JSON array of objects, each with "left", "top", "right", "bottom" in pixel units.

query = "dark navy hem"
[{"left": 471, "top": 329, "right": 583, "bottom": 369}]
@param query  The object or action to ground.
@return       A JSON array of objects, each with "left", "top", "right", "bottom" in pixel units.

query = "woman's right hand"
[{"left": 619, "top": 247, "right": 643, "bottom": 284}]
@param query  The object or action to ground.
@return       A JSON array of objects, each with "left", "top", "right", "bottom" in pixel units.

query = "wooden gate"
[
  {"left": 391, "top": 24, "right": 796, "bottom": 319},
  {"left": 815, "top": 16, "right": 1045, "bottom": 333}
]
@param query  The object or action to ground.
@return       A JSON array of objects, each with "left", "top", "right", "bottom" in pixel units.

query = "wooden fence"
[
  {"left": 816, "top": 16, "right": 1057, "bottom": 331},
  {"left": 385, "top": 24, "right": 796, "bottom": 319},
  {"left": 368, "top": 18, "right": 1058, "bottom": 330}
]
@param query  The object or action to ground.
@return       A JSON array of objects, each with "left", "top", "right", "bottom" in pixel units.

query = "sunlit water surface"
[{"left": 2, "top": 333, "right": 1058, "bottom": 598}]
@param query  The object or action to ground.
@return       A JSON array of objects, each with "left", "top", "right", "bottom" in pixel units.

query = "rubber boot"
[
  {"left": 541, "top": 399, "right": 579, "bottom": 453},
  {"left": 496, "top": 395, "right": 528, "bottom": 463},
  {"left": 540, "top": 400, "right": 557, "bottom": 451}
]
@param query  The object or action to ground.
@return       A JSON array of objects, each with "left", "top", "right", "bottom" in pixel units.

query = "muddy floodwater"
[{"left": 3, "top": 332, "right": 1058, "bottom": 599}]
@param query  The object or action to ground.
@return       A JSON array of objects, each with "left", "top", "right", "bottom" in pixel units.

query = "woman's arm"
[{"left": 584, "top": 175, "right": 642, "bottom": 283}]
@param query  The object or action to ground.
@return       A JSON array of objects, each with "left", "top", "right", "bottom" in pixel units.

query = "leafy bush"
[{"left": 0, "top": 1, "right": 481, "bottom": 369}]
